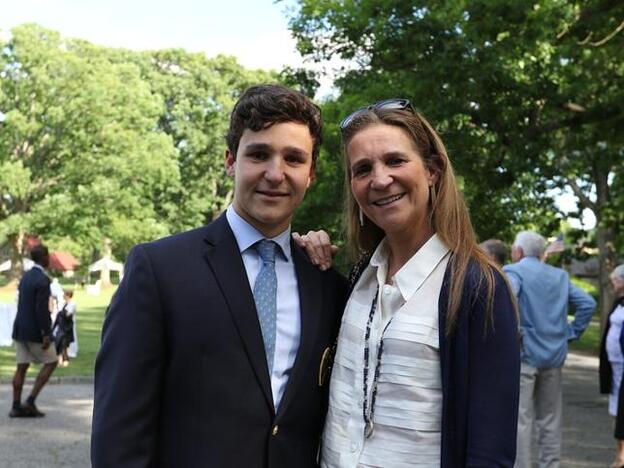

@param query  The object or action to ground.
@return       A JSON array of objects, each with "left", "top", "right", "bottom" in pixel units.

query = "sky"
[
  {"left": 0, "top": 0, "right": 302, "bottom": 70},
  {"left": 0, "top": 0, "right": 596, "bottom": 230}
]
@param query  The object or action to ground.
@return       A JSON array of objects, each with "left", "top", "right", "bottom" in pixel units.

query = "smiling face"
[
  {"left": 225, "top": 121, "right": 314, "bottom": 238},
  {"left": 347, "top": 123, "right": 437, "bottom": 240}
]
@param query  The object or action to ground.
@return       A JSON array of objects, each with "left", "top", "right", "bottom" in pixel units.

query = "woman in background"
[
  {"left": 52, "top": 290, "right": 75, "bottom": 367},
  {"left": 600, "top": 264, "right": 624, "bottom": 468}
]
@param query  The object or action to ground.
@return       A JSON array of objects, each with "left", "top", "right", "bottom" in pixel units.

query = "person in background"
[
  {"left": 10, "top": 244, "right": 57, "bottom": 418},
  {"left": 52, "top": 290, "right": 76, "bottom": 367},
  {"left": 480, "top": 238, "right": 508, "bottom": 268},
  {"left": 49, "top": 277, "right": 64, "bottom": 323},
  {"left": 600, "top": 264, "right": 624, "bottom": 468},
  {"left": 66, "top": 290, "right": 79, "bottom": 359},
  {"left": 321, "top": 99, "right": 520, "bottom": 467},
  {"left": 504, "top": 230, "right": 596, "bottom": 468}
]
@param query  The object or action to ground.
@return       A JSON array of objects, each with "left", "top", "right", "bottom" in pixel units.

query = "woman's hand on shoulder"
[{"left": 292, "top": 230, "right": 338, "bottom": 271}]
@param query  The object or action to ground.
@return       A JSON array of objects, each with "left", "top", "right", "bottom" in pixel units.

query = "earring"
[
  {"left": 429, "top": 184, "right": 437, "bottom": 206},
  {"left": 359, "top": 207, "right": 364, "bottom": 227}
]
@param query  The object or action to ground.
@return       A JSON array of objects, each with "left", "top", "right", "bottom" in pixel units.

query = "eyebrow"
[
  {"left": 283, "top": 146, "right": 309, "bottom": 158},
  {"left": 244, "top": 143, "right": 272, "bottom": 153},
  {"left": 382, "top": 150, "right": 408, "bottom": 159},
  {"left": 244, "top": 143, "right": 309, "bottom": 158},
  {"left": 350, "top": 158, "right": 370, "bottom": 171},
  {"left": 350, "top": 151, "right": 408, "bottom": 167}
]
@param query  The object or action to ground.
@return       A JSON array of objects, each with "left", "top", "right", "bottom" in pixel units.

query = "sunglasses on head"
[{"left": 340, "top": 98, "right": 415, "bottom": 130}]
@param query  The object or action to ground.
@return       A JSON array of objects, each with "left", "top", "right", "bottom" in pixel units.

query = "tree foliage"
[
  {"left": 288, "top": 0, "right": 624, "bottom": 314},
  {"left": 117, "top": 49, "right": 275, "bottom": 231},
  {"left": 0, "top": 24, "right": 275, "bottom": 276},
  {"left": 0, "top": 24, "right": 177, "bottom": 274}
]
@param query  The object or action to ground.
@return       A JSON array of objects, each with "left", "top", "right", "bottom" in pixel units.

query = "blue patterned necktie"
[{"left": 253, "top": 239, "right": 278, "bottom": 373}]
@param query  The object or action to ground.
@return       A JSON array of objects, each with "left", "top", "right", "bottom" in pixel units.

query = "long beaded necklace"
[
  {"left": 362, "top": 285, "right": 396, "bottom": 438},
  {"left": 362, "top": 251, "right": 448, "bottom": 439}
]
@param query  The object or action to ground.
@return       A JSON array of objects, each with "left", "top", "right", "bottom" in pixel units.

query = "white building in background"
[{"left": 0, "top": 258, "right": 34, "bottom": 272}]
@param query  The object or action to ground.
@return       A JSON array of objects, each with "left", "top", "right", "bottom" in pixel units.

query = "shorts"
[{"left": 15, "top": 340, "right": 58, "bottom": 364}]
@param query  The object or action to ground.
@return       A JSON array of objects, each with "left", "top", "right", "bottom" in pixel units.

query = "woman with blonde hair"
[{"left": 320, "top": 99, "right": 520, "bottom": 467}]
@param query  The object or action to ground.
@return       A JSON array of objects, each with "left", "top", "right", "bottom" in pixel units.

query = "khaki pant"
[
  {"left": 515, "top": 362, "right": 562, "bottom": 468},
  {"left": 15, "top": 340, "right": 58, "bottom": 364}
]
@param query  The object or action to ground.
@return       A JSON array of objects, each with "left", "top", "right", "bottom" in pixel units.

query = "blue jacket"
[
  {"left": 439, "top": 259, "right": 520, "bottom": 467},
  {"left": 504, "top": 257, "right": 595, "bottom": 368},
  {"left": 12, "top": 266, "right": 51, "bottom": 343}
]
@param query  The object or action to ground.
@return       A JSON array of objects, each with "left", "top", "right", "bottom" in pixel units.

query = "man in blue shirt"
[{"left": 504, "top": 231, "right": 595, "bottom": 468}]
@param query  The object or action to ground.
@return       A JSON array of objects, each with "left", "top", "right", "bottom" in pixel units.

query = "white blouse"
[
  {"left": 607, "top": 304, "right": 624, "bottom": 416},
  {"left": 607, "top": 305, "right": 624, "bottom": 364},
  {"left": 322, "top": 235, "right": 450, "bottom": 468}
]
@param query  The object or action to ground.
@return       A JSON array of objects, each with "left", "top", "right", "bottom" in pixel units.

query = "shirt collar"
[
  {"left": 370, "top": 234, "right": 450, "bottom": 302},
  {"left": 521, "top": 256, "right": 540, "bottom": 263},
  {"left": 225, "top": 205, "right": 291, "bottom": 261},
  {"left": 31, "top": 264, "right": 45, "bottom": 273}
]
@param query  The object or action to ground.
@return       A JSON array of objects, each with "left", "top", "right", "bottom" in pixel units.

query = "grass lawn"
[
  {"left": 0, "top": 287, "right": 116, "bottom": 379},
  {"left": 569, "top": 317, "right": 601, "bottom": 355},
  {"left": 0, "top": 276, "right": 604, "bottom": 378},
  {"left": 567, "top": 276, "right": 602, "bottom": 355}
]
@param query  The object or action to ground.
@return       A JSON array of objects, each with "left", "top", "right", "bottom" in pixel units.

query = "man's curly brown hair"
[{"left": 226, "top": 84, "right": 322, "bottom": 167}]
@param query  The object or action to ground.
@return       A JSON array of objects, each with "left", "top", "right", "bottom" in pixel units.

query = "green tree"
[
  {"left": 288, "top": 0, "right": 624, "bottom": 319},
  {"left": 0, "top": 24, "right": 286, "bottom": 279},
  {"left": 0, "top": 24, "right": 179, "bottom": 277},
  {"left": 116, "top": 49, "right": 277, "bottom": 231}
]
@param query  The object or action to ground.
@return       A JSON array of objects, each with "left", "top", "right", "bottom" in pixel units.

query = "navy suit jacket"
[
  {"left": 91, "top": 214, "right": 347, "bottom": 467},
  {"left": 12, "top": 266, "right": 51, "bottom": 343}
]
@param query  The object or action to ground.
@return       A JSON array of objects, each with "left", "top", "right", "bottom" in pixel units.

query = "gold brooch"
[{"left": 318, "top": 346, "right": 332, "bottom": 387}]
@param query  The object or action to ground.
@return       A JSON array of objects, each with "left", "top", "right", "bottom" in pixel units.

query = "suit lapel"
[
  {"left": 276, "top": 242, "right": 322, "bottom": 418},
  {"left": 202, "top": 214, "right": 274, "bottom": 413}
]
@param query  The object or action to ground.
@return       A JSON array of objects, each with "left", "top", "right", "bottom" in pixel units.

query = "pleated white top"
[{"left": 322, "top": 235, "right": 450, "bottom": 468}]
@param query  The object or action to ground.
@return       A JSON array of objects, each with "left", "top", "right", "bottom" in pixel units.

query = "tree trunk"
[
  {"left": 99, "top": 238, "right": 113, "bottom": 287},
  {"left": 99, "top": 262, "right": 111, "bottom": 287},
  {"left": 7, "top": 231, "right": 25, "bottom": 282},
  {"left": 597, "top": 224, "right": 617, "bottom": 328},
  {"left": 591, "top": 161, "right": 615, "bottom": 329}
]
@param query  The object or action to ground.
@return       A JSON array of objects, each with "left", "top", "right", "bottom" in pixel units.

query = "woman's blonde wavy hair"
[{"left": 342, "top": 107, "right": 506, "bottom": 334}]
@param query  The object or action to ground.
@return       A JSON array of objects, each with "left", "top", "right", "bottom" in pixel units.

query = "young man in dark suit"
[
  {"left": 91, "top": 84, "right": 347, "bottom": 467},
  {"left": 10, "top": 243, "right": 57, "bottom": 418}
]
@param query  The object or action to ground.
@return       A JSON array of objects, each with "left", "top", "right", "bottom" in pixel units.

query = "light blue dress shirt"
[
  {"left": 225, "top": 205, "right": 301, "bottom": 410},
  {"left": 504, "top": 256, "right": 596, "bottom": 368}
]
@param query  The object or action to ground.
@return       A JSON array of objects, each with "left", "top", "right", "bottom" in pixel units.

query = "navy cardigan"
[
  {"left": 348, "top": 256, "right": 520, "bottom": 467},
  {"left": 438, "top": 259, "right": 520, "bottom": 467}
]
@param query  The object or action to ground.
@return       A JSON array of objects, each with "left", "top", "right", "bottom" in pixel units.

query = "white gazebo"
[
  {"left": 87, "top": 256, "right": 124, "bottom": 294},
  {"left": 0, "top": 258, "right": 34, "bottom": 272},
  {"left": 88, "top": 257, "right": 124, "bottom": 275}
]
